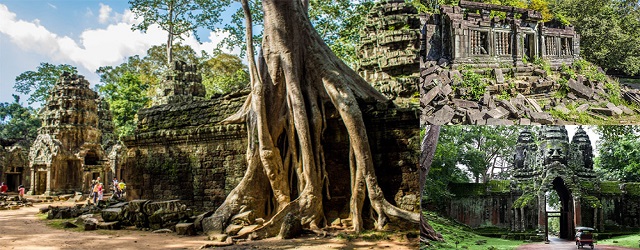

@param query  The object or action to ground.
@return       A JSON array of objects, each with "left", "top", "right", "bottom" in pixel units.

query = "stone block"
[
  {"left": 498, "top": 99, "right": 521, "bottom": 118},
  {"left": 231, "top": 210, "right": 255, "bottom": 226},
  {"left": 494, "top": 68, "right": 505, "bottom": 84},
  {"left": 590, "top": 107, "right": 616, "bottom": 116},
  {"left": 225, "top": 224, "right": 243, "bottom": 236},
  {"left": 486, "top": 107, "right": 509, "bottom": 119},
  {"left": 576, "top": 104, "right": 590, "bottom": 113},
  {"left": 278, "top": 213, "right": 302, "bottom": 240},
  {"left": 529, "top": 112, "right": 554, "bottom": 124},
  {"left": 606, "top": 103, "right": 623, "bottom": 116},
  {"left": 486, "top": 118, "right": 514, "bottom": 125},
  {"left": 533, "top": 69, "right": 547, "bottom": 77},
  {"left": 176, "top": 223, "right": 196, "bottom": 236},
  {"left": 452, "top": 99, "right": 479, "bottom": 109},
  {"left": 101, "top": 207, "right": 122, "bottom": 222},
  {"left": 518, "top": 118, "right": 531, "bottom": 125},
  {"left": 467, "top": 109, "right": 484, "bottom": 125},
  {"left": 568, "top": 79, "right": 593, "bottom": 98},
  {"left": 422, "top": 86, "right": 441, "bottom": 105},
  {"left": 440, "top": 84, "right": 453, "bottom": 96},
  {"left": 427, "top": 105, "right": 455, "bottom": 125},
  {"left": 97, "top": 221, "right": 121, "bottom": 230},
  {"left": 554, "top": 105, "right": 571, "bottom": 115}
]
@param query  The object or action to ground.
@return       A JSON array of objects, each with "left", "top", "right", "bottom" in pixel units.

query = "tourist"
[
  {"left": 1, "top": 182, "right": 7, "bottom": 194},
  {"left": 97, "top": 183, "right": 104, "bottom": 205},
  {"left": 112, "top": 177, "right": 118, "bottom": 192},
  {"left": 92, "top": 181, "right": 100, "bottom": 204},
  {"left": 118, "top": 180, "right": 126, "bottom": 199},
  {"left": 18, "top": 185, "right": 25, "bottom": 201}
]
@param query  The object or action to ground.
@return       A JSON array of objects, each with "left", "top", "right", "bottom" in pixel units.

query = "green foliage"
[
  {"left": 594, "top": 129, "right": 640, "bottom": 182},
  {"left": 533, "top": 57, "right": 551, "bottom": 76},
  {"left": 422, "top": 211, "right": 527, "bottom": 249},
  {"left": 201, "top": 52, "right": 249, "bottom": 97},
  {"left": 220, "top": 0, "right": 374, "bottom": 66},
  {"left": 0, "top": 95, "right": 41, "bottom": 142},
  {"left": 14, "top": 63, "right": 77, "bottom": 105},
  {"left": 624, "top": 183, "right": 640, "bottom": 196},
  {"left": 552, "top": 0, "right": 640, "bottom": 76},
  {"left": 528, "top": 0, "right": 553, "bottom": 22},
  {"left": 599, "top": 181, "right": 623, "bottom": 194},
  {"left": 425, "top": 126, "right": 519, "bottom": 205},
  {"left": 582, "top": 195, "right": 602, "bottom": 208},
  {"left": 513, "top": 193, "right": 535, "bottom": 208},
  {"left": 597, "top": 234, "right": 640, "bottom": 248},
  {"left": 460, "top": 70, "right": 488, "bottom": 101},
  {"left": 560, "top": 63, "right": 577, "bottom": 80},
  {"left": 99, "top": 73, "right": 150, "bottom": 138},
  {"left": 128, "top": 0, "right": 232, "bottom": 64}
]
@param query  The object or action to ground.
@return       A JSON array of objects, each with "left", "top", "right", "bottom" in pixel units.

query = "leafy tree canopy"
[
  {"left": 0, "top": 95, "right": 41, "bottom": 142},
  {"left": 594, "top": 126, "right": 640, "bottom": 182},
  {"left": 99, "top": 73, "right": 149, "bottom": 138},
  {"left": 14, "top": 63, "right": 77, "bottom": 105}
]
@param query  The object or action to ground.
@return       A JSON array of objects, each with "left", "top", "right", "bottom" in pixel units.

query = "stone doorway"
[
  {"left": 5, "top": 173, "right": 21, "bottom": 192},
  {"left": 550, "top": 176, "right": 574, "bottom": 240},
  {"left": 524, "top": 33, "right": 535, "bottom": 61},
  {"left": 35, "top": 171, "right": 47, "bottom": 195}
]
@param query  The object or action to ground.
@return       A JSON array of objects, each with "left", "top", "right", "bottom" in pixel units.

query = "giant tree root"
[{"left": 203, "top": 0, "right": 420, "bottom": 239}]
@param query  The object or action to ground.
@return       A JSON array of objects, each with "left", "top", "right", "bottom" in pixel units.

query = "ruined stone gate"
[{"left": 442, "top": 126, "right": 640, "bottom": 239}]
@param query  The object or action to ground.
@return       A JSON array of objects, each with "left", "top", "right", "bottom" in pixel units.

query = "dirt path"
[
  {"left": 516, "top": 237, "right": 639, "bottom": 250},
  {"left": 0, "top": 202, "right": 418, "bottom": 249}
]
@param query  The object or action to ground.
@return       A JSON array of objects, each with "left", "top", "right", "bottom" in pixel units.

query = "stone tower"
[
  {"left": 28, "top": 72, "right": 112, "bottom": 195},
  {"left": 511, "top": 126, "right": 597, "bottom": 239},
  {"left": 357, "top": 0, "right": 421, "bottom": 107},
  {"left": 152, "top": 60, "right": 206, "bottom": 106}
]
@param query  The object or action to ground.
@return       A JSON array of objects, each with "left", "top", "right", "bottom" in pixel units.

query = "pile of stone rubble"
[
  {"left": 0, "top": 195, "right": 33, "bottom": 210},
  {"left": 420, "top": 59, "right": 640, "bottom": 125}
]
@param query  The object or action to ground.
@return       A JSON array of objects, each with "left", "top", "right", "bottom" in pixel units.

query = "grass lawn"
[
  {"left": 597, "top": 233, "right": 640, "bottom": 249},
  {"left": 422, "top": 211, "right": 528, "bottom": 250}
]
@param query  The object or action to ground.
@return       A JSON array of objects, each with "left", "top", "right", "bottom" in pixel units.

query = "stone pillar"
[
  {"left": 520, "top": 206, "right": 526, "bottom": 232},
  {"left": 27, "top": 168, "right": 36, "bottom": 195},
  {"left": 538, "top": 192, "right": 546, "bottom": 230},
  {"left": 44, "top": 165, "right": 52, "bottom": 196},
  {"left": 513, "top": 208, "right": 519, "bottom": 231},
  {"left": 573, "top": 196, "right": 582, "bottom": 227}
]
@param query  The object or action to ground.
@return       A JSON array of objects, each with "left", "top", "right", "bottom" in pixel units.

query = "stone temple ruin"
[
  {"left": 424, "top": 0, "right": 580, "bottom": 68},
  {"left": 420, "top": 1, "right": 639, "bottom": 125},
  {"left": 120, "top": 0, "right": 422, "bottom": 223},
  {"left": 442, "top": 126, "right": 640, "bottom": 241},
  {"left": 122, "top": 58, "right": 421, "bottom": 222},
  {"left": 357, "top": 0, "right": 421, "bottom": 107},
  {"left": 0, "top": 140, "right": 30, "bottom": 192},
  {"left": 27, "top": 73, "right": 117, "bottom": 196}
]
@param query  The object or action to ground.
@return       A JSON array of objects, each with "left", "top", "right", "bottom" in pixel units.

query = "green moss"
[
  {"left": 487, "top": 180, "right": 511, "bottom": 193},
  {"left": 513, "top": 193, "right": 536, "bottom": 208},
  {"left": 623, "top": 183, "right": 640, "bottom": 196},
  {"left": 600, "top": 181, "right": 623, "bottom": 194},
  {"left": 449, "top": 183, "right": 487, "bottom": 197},
  {"left": 582, "top": 195, "right": 602, "bottom": 208}
]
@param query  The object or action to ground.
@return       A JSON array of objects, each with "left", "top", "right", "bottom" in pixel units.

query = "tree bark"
[
  {"left": 420, "top": 125, "right": 444, "bottom": 243},
  {"left": 208, "top": 0, "right": 419, "bottom": 239}
]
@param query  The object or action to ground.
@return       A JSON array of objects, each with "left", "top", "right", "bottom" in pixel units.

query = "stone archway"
[{"left": 550, "top": 176, "right": 574, "bottom": 240}]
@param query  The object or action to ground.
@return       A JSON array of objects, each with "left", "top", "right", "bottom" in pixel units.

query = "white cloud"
[
  {"left": 0, "top": 3, "right": 238, "bottom": 77},
  {"left": 47, "top": 3, "right": 57, "bottom": 9},
  {"left": 98, "top": 3, "right": 112, "bottom": 24}
]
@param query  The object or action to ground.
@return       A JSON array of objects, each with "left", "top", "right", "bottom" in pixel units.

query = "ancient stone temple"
[
  {"left": 27, "top": 73, "right": 114, "bottom": 195},
  {"left": 444, "top": 126, "right": 640, "bottom": 240},
  {"left": 152, "top": 61, "right": 206, "bottom": 106},
  {"left": 0, "top": 140, "right": 30, "bottom": 192},
  {"left": 124, "top": 57, "right": 421, "bottom": 219},
  {"left": 423, "top": 0, "right": 580, "bottom": 68},
  {"left": 358, "top": 0, "right": 421, "bottom": 106}
]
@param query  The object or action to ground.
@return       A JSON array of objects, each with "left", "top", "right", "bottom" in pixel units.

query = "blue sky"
[{"left": 0, "top": 0, "right": 241, "bottom": 106}]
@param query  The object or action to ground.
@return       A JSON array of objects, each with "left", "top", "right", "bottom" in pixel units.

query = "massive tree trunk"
[
  {"left": 205, "top": 0, "right": 419, "bottom": 239},
  {"left": 420, "top": 125, "right": 443, "bottom": 243}
]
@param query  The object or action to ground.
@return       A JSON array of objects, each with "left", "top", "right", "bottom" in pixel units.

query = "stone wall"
[
  {"left": 124, "top": 90, "right": 421, "bottom": 213},
  {"left": 0, "top": 144, "right": 30, "bottom": 192},
  {"left": 123, "top": 91, "right": 248, "bottom": 210}
]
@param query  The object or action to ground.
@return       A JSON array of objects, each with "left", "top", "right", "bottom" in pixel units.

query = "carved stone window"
[
  {"left": 495, "top": 31, "right": 511, "bottom": 56},
  {"left": 470, "top": 30, "right": 490, "bottom": 55}
]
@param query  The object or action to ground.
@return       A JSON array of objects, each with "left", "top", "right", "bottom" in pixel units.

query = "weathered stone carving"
[
  {"left": 357, "top": 0, "right": 420, "bottom": 106},
  {"left": 443, "top": 126, "right": 640, "bottom": 239},
  {"left": 152, "top": 61, "right": 206, "bottom": 106},
  {"left": 27, "top": 72, "right": 116, "bottom": 196}
]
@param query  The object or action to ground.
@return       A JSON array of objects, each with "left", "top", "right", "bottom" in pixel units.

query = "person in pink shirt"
[{"left": 18, "top": 185, "right": 25, "bottom": 201}]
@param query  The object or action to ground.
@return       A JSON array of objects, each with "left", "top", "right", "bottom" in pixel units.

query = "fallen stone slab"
[
  {"left": 605, "top": 103, "right": 623, "bottom": 116},
  {"left": 97, "top": 221, "right": 121, "bottom": 230},
  {"left": 231, "top": 211, "right": 255, "bottom": 226},
  {"left": 554, "top": 105, "right": 571, "bottom": 115},
  {"left": 518, "top": 118, "right": 531, "bottom": 125},
  {"left": 225, "top": 224, "right": 243, "bottom": 236},
  {"left": 62, "top": 221, "right": 77, "bottom": 228},
  {"left": 452, "top": 98, "right": 479, "bottom": 109},
  {"left": 176, "top": 223, "right": 196, "bottom": 236},
  {"left": 576, "top": 103, "right": 590, "bottom": 113},
  {"left": 422, "top": 86, "right": 441, "bottom": 105},
  {"left": 494, "top": 68, "right": 505, "bottom": 84},
  {"left": 568, "top": 79, "right": 593, "bottom": 98},
  {"left": 427, "top": 105, "right": 455, "bottom": 124},
  {"left": 498, "top": 99, "right": 521, "bottom": 117},
  {"left": 152, "top": 228, "right": 173, "bottom": 233},
  {"left": 530, "top": 112, "right": 554, "bottom": 124},
  {"left": 486, "top": 107, "right": 509, "bottom": 119},
  {"left": 486, "top": 118, "right": 514, "bottom": 125},
  {"left": 590, "top": 107, "right": 616, "bottom": 116}
]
